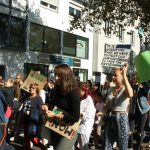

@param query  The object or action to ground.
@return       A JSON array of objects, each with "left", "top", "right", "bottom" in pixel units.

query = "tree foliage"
[{"left": 69, "top": 0, "right": 150, "bottom": 42}]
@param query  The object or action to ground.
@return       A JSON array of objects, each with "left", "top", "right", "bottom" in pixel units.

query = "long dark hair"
[{"left": 54, "top": 64, "right": 78, "bottom": 94}]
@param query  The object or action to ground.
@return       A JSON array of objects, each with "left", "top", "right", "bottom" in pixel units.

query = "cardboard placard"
[
  {"left": 20, "top": 70, "right": 47, "bottom": 92},
  {"left": 45, "top": 107, "right": 81, "bottom": 140},
  {"left": 100, "top": 73, "right": 107, "bottom": 85}
]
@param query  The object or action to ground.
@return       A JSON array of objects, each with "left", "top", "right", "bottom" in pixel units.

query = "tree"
[{"left": 69, "top": 0, "right": 150, "bottom": 42}]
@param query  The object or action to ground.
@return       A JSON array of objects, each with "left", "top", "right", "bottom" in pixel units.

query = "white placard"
[
  {"left": 100, "top": 73, "right": 107, "bottom": 85},
  {"left": 101, "top": 48, "right": 131, "bottom": 68}
]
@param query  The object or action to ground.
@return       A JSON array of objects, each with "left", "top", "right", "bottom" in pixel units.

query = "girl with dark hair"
[{"left": 41, "top": 64, "right": 80, "bottom": 150}]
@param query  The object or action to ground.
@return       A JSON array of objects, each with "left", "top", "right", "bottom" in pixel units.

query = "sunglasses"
[{"left": 29, "top": 86, "right": 35, "bottom": 89}]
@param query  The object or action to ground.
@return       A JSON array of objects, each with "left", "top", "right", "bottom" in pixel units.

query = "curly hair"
[{"left": 29, "top": 83, "right": 40, "bottom": 95}]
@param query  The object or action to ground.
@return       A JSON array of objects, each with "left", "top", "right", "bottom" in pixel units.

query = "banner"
[
  {"left": 101, "top": 47, "right": 131, "bottom": 68},
  {"left": 45, "top": 107, "right": 81, "bottom": 140},
  {"left": 20, "top": 70, "right": 47, "bottom": 92},
  {"left": 134, "top": 51, "right": 150, "bottom": 83}
]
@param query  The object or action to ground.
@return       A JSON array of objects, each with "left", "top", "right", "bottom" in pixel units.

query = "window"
[
  {"left": 119, "top": 25, "right": 124, "bottom": 42},
  {"left": 29, "top": 23, "right": 88, "bottom": 58},
  {"left": 44, "top": 27, "right": 60, "bottom": 53},
  {"left": 29, "top": 23, "right": 60, "bottom": 53},
  {"left": 63, "top": 32, "right": 89, "bottom": 59},
  {"left": 105, "top": 20, "right": 111, "bottom": 37},
  {"left": 0, "top": 13, "right": 7, "bottom": 47},
  {"left": 130, "top": 30, "right": 135, "bottom": 45},
  {"left": 63, "top": 32, "right": 76, "bottom": 56},
  {"left": 69, "top": 7, "right": 81, "bottom": 18},
  {"left": 10, "top": 17, "right": 25, "bottom": 49},
  {"left": 76, "top": 36, "right": 88, "bottom": 58},
  {"left": 40, "top": 0, "right": 59, "bottom": 11},
  {"left": 73, "top": 68, "right": 88, "bottom": 82},
  {"left": 30, "top": 23, "right": 44, "bottom": 52},
  {"left": 0, "top": 13, "right": 25, "bottom": 50}
]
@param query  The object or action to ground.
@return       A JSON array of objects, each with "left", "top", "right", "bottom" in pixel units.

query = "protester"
[
  {"left": 76, "top": 83, "right": 96, "bottom": 150},
  {"left": 0, "top": 90, "right": 15, "bottom": 150},
  {"left": 128, "top": 74, "right": 150, "bottom": 150},
  {"left": 41, "top": 64, "right": 80, "bottom": 150},
  {"left": 0, "top": 78, "right": 15, "bottom": 109},
  {"left": 93, "top": 90, "right": 104, "bottom": 149},
  {"left": 86, "top": 80, "right": 92, "bottom": 91},
  {"left": 102, "top": 64, "right": 133, "bottom": 150},
  {"left": 0, "top": 75, "right": 4, "bottom": 87},
  {"left": 21, "top": 83, "right": 46, "bottom": 150},
  {"left": 44, "top": 79, "right": 55, "bottom": 104},
  {"left": 101, "top": 80, "right": 110, "bottom": 103},
  {"left": 13, "top": 74, "right": 24, "bottom": 141}
]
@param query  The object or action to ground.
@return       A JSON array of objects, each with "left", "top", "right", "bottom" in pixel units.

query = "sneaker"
[{"left": 47, "top": 145, "right": 54, "bottom": 150}]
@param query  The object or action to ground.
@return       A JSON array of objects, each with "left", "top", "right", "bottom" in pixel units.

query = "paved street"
[{"left": 9, "top": 133, "right": 150, "bottom": 150}]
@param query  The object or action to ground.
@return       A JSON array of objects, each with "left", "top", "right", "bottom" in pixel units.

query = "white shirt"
[
  {"left": 78, "top": 95, "right": 96, "bottom": 138},
  {"left": 39, "top": 89, "right": 46, "bottom": 103}
]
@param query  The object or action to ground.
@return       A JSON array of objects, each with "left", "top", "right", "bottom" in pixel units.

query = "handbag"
[{"left": 100, "top": 97, "right": 115, "bottom": 126}]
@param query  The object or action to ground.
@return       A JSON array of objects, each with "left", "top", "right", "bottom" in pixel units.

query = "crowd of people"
[{"left": 0, "top": 63, "right": 150, "bottom": 150}]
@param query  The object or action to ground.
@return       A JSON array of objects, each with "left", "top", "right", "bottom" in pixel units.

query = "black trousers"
[{"left": 128, "top": 104, "right": 148, "bottom": 150}]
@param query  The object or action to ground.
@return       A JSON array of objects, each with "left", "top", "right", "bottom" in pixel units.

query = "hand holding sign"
[
  {"left": 46, "top": 110, "right": 55, "bottom": 118},
  {"left": 122, "top": 63, "right": 128, "bottom": 78}
]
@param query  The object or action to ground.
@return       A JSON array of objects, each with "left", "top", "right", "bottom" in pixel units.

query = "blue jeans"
[{"left": 104, "top": 113, "right": 129, "bottom": 150}]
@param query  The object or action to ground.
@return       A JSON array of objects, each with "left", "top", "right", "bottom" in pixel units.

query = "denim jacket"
[{"left": 137, "top": 83, "right": 150, "bottom": 114}]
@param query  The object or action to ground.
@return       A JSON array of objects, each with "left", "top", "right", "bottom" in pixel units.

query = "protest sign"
[
  {"left": 134, "top": 51, "right": 150, "bottom": 83},
  {"left": 100, "top": 73, "right": 107, "bottom": 85},
  {"left": 45, "top": 106, "right": 81, "bottom": 140},
  {"left": 20, "top": 70, "right": 47, "bottom": 92},
  {"left": 95, "top": 76, "right": 100, "bottom": 84},
  {"left": 101, "top": 47, "right": 131, "bottom": 68}
]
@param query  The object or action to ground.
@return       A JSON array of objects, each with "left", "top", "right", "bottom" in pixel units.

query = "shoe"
[
  {"left": 45, "top": 144, "right": 54, "bottom": 150},
  {"left": 47, "top": 145, "right": 54, "bottom": 150}
]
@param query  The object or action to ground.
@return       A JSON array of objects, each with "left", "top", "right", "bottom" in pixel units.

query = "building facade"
[
  {"left": 0, "top": 0, "right": 141, "bottom": 82},
  {"left": 92, "top": 21, "right": 141, "bottom": 80},
  {"left": 0, "top": 0, "right": 93, "bottom": 82}
]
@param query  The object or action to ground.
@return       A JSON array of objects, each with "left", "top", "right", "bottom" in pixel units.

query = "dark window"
[
  {"left": 119, "top": 25, "right": 124, "bottom": 42},
  {"left": 44, "top": 27, "right": 60, "bottom": 53},
  {"left": 69, "top": 7, "right": 74, "bottom": 16},
  {"left": 40, "top": 1, "right": 48, "bottom": 7},
  {"left": 49, "top": 4, "right": 57, "bottom": 10},
  {"left": 0, "top": 13, "right": 25, "bottom": 50},
  {"left": 63, "top": 32, "right": 76, "bottom": 56},
  {"left": 69, "top": 7, "right": 81, "bottom": 18},
  {"left": 105, "top": 20, "right": 111, "bottom": 37},
  {"left": 10, "top": 17, "right": 25, "bottom": 49},
  {"left": 76, "top": 10, "right": 81, "bottom": 18},
  {"left": 0, "top": 13, "right": 7, "bottom": 47},
  {"left": 29, "top": 23, "right": 44, "bottom": 52},
  {"left": 30, "top": 23, "right": 60, "bottom": 53},
  {"left": 63, "top": 32, "right": 88, "bottom": 58},
  {"left": 130, "top": 30, "right": 135, "bottom": 45},
  {"left": 29, "top": 23, "right": 88, "bottom": 58}
]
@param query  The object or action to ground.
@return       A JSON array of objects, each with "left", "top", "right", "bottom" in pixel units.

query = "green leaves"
[{"left": 69, "top": 0, "right": 150, "bottom": 42}]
